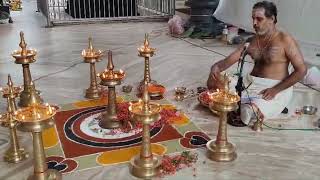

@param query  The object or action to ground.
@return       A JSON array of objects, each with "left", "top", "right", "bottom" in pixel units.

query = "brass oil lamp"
[
  {"left": 97, "top": 50, "right": 125, "bottom": 129},
  {"left": 137, "top": 34, "right": 165, "bottom": 99},
  {"left": 11, "top": 31, "right": 43, "bottom": 107},
  {"left": 13, "top": 103, "right": 61, "bottom": 180},
  {"left": 128, "top": 80, "right": 162, "bottom": 178},
  {"left": 0, "top": 75, "right": 28, "bottom": 163},
  {"left": 82, "top": 37, "right": 103, "bottom": 99},
  {"left": 207, "top": 74, "right": 240, "bottom": 162}
]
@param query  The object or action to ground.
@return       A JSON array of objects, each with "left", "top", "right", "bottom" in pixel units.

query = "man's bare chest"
[{"left": 247, "top": 42, "right": 286, "bottom": 64}]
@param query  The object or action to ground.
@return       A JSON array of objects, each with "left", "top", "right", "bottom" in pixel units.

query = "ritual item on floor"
[
  {"left": 207, "top": 74, "right": 240, "bottom": 162},
  {"left": 97, "top": 50, "right": 125, "bottom": 129},
  {"left": 13, "top": 103, "right": 61, "bottom": 180},
  {"left": 0, "top": 75, "right": 28, "bottom": 163},
  {"left": 137, "top": 34, "right": 166, "bottom": 99},
  {"left": 174, "top": 87, "right": 196, "bottom": 101},
  {"left": 302, "top": 105, "right": 317, "bottom": 115},
  {"left": 129, "top": 80, "right": 162, "bottom": 178},
  {"left": 198, "top": 90, "right": 218, "bottom": 115},
  {"left": 122, "top": 85, "right": 133, "bottom": 93},
  {"left": 197, "top": 86, "right": 207, "bottom": 94},
  {"left": 174, "top": 87, "right": 187, "bottom": 101},
  {"left": 11, "top": 31, "right": 43, "bottom": 107},
  {"left": 252, "top": 117, "right": 263, "bottom": 132},
  {"left": 198, "top": 90, "right": 212, "bottom": 107},
  {"left": 82, "top": 37, "right": 103, "bottom": 99}
]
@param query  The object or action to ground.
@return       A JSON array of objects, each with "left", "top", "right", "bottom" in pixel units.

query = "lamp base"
[
  {"left": 98, "top": 112, "right": 121, "bottom": 129},
  {"left": 27, "top": 169, "right": 62, "bottom": 180},
  {"left": 206, "top": 140, "right": 237, "bottom": 162},
  {"left": 4, "top": 147, "right": 28, "bottom": 163},
  {"left": 130, "top": 154, "right": 161, "bottom": 179}
]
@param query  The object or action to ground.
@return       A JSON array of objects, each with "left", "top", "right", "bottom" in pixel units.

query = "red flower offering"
[
  {"left": 105, "top": 103, "right": 181, "bottom": 135},
  {"left": 198, "top": 90, "right": 213, "bottom": 107},
  {"left": 159, "top": 151, "right": 198, "bottom": 177}
]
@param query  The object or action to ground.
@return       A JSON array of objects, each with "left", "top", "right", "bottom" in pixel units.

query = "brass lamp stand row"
[{"left": 0, "top": 32, "right": 61, "bottom": 180}]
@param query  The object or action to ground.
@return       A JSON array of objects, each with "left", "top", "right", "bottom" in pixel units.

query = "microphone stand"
[
  {"left": 236, "top": 53, "right": 246, "bottom": 101},
  {"left": 229, "top": 51, "right": 247, "bottom": 126}
]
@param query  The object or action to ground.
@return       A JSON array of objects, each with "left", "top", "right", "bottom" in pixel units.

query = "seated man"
[{"left": 207, "top": 1, "right": 307, "bottom": 126}]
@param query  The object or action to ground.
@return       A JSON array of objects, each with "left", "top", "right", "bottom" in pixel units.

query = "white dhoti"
[{"left": 240, "top": 74, "right": 293, "bottom": 124}]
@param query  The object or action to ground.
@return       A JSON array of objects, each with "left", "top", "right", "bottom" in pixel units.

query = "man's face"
[{"left": 252, "top": 8, "right": 274, "bottom": 35}]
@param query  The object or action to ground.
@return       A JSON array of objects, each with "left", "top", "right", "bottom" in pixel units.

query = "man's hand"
[
  {"left": 259, "top": 87, "right": 280, "bottom": 100},
  {"left": 209, "top": 65, "right": 224, "bottom": 90}
]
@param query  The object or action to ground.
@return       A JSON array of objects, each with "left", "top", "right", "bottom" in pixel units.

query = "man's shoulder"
[{"left": 277, "top": 31, "right": 297, "bottom": 44}]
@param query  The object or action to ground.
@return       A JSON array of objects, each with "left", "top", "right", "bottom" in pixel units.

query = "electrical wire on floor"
[
  {"left": 33, "top": 61, "right": 83, "bottom": 82},
  {"left": 178, "top": 37, "right": 227, "bottom": 58},
  {"left": 301, "top": 83, "right": 320, "bottom": 93},
  {"left": 179, "top": 37, "right": 255, "bottom": 65}
]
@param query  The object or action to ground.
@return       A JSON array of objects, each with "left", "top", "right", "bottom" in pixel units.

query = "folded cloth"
[{"left": 241, "top": 74, "right": 293, "bottom": 124}]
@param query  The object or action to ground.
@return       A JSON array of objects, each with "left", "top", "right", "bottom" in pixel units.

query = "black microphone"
[
  {"left": 240, "top": 42, "right": 250, "bottom": 61},
  {"left": 237, "top": 42, "right": 250, "bottom": 71}
]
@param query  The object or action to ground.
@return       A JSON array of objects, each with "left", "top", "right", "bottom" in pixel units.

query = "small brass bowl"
[
  {"left": 122, "top": 85, "right": 133, "bottom": 93},
  {"left": 175, "top": 87, "right": 186, "bottom": 95},
  {"left": 302, "top": 106, "right": 317, "bottom": 115}
]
